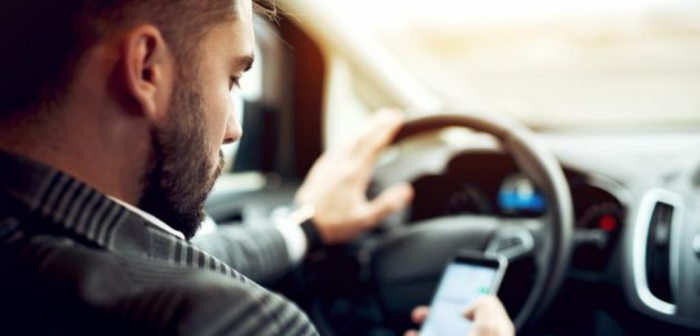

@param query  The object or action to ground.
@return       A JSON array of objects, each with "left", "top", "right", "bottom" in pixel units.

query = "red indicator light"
[{"left": 599, "top": 215, "right": 618, "bottom": 232}]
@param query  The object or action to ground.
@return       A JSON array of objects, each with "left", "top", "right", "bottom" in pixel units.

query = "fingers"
[
  {"left": 464, "top": 296, "right": 505, "bottom": 320},
  {"left": 411, "top": 306, "right": 430, "bottom": 324},
  {"left": 404, "top": 306, "right": 428, "bottom": 336},
  {"left": 464, "top": 296, "right": 515, "bottom": 336},
  {"left": 363, "top": 182, "right": 414, "bottom": 227},
  {"left": 353, "top": 109, "right": 405, "bottom": 166}
]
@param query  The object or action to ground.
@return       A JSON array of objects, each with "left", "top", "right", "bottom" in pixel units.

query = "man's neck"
[{"left": 0, "top": 109, "right": 147, "bottom": 207}]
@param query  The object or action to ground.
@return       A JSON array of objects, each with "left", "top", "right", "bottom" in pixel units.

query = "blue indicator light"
[{"left": 498, "top": 191, "right": 546, "bottom": 213}]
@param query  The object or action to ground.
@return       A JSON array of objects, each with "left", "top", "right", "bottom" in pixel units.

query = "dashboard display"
[
  {"left": 498, "top": 174, "right": 546, "bottom": 215},
  {"left": 444, "top": 184, "right": 493, "bottom": 216}
]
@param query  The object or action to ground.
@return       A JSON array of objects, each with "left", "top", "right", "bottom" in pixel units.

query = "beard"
[{"left": 138, "top": 76, "right": 224, "bottom": 240}]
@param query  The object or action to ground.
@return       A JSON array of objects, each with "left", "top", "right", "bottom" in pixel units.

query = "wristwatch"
[{"left": 287, "top": 204, "right": 325, "bottom": 253}]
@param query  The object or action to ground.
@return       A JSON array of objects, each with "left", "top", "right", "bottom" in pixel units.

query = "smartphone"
[{"left": 419, "top": 251, "right": 508, "bottom": 336}]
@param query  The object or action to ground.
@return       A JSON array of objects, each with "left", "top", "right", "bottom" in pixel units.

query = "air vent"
[
  {"left": 633, "top": 189, "right": 682, "bottom": 315},
  {"left": 645, "top": 202, "right": 675, "bottom": 304}
]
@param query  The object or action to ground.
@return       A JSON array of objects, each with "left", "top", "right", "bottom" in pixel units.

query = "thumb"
[
  {"left": 464, "top": 296, "right": 503, "bottom": 321},
  {"left": 364, "top": 183, "right": 414, "bottom": 227},
  {"left": 464, "top": 304, "right": 477, "bottom": 321},
  {"left": 464, "top": 296, "right": 489, "bottom": 321}
]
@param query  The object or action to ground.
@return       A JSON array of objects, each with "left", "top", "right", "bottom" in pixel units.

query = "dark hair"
[{"left": 0, "top": 0, "right": 276, "bottom": 117}]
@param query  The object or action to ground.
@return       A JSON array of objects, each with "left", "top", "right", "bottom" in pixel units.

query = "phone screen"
[{"left": 420, "top": 256, "right": 503, "bottom": 336}]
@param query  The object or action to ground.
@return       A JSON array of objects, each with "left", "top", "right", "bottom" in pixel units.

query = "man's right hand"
[
  {"left": 294, "top": 109, "right": 413, "bottom": 246},
  {"left": 404, "top": 296, "right": 515, "bottom": 336}
]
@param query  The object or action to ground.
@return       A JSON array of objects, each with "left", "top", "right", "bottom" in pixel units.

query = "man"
[{"left": 0, "top": 0, "right": 513, "bottom": 335}]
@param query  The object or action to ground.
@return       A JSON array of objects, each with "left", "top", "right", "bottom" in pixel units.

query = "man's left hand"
[{"left": 294, "top": 109, "right": 414, "bottom": 245}]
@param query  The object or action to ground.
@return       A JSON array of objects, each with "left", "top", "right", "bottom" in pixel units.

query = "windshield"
[{"left": 336, "top": 0, "right": 700, "bottom": 129}]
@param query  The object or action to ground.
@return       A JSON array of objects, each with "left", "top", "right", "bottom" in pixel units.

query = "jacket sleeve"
[{"left": 192, "top": 224, "right": 293, "bottom": 285}]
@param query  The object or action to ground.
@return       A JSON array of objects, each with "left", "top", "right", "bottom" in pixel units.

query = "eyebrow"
[{"left": 237, "top": 54, "right": 255, "bottom": 72}]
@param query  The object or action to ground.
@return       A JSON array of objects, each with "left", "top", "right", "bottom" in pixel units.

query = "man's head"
[{"left": 0, "top": 0, "right": 274, "bottom": 239}]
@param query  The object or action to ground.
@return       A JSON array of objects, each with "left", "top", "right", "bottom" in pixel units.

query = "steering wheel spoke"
[{"left": 485, "top": 223, "right": 538, "bottom": 261}]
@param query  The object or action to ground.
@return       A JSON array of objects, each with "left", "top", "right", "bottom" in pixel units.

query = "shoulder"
[
  {"left": 1, "top": 233, "right": 317, "bottom": 336},
  {"left": 153, "top": 272, "right": 317, "bottom": 336}
]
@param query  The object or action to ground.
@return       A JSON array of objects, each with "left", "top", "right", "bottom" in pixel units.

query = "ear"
[{"left": 119, "top": 25, "right": 174, "bottom": 121}]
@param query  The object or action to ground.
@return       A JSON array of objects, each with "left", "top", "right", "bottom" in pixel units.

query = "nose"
[{"left": 223, "top": 111, "right": 242, "bottom": 145}]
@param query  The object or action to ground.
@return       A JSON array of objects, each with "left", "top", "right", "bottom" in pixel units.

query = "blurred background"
[{"left": 329, "top": 0, "right": 700, "bottom": 129}]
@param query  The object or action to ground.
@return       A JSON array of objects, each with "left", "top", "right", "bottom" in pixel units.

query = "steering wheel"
[{"left": 368, "top": 112, "right": 574, "bottom": 331}]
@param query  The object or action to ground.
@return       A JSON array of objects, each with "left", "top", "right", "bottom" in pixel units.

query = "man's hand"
[
  {"left": 404, "top": 296, "right": 515, "bottom": 336},
  {"left": 464, "top": 296, "right": 515, "bottom": 336},
  {"left": 404, "top": 306, "right": 430, "bottom": 336},
  {"left": 294, "top": 109, "right": 414, "bottom": 245}
]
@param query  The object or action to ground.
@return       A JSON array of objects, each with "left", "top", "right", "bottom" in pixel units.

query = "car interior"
[{"left": 204, "top": 0, "right": 700, "bottom": 335}]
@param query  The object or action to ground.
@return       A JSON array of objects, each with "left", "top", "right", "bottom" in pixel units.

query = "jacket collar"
[{"left": 0, "top": 150, "right": 243, "bottom": 280}]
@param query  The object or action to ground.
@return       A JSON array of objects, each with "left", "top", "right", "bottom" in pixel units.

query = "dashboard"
[
  {"left": 406, "top": 151, "right": 626, "bottom": 272},
  {"left": 367, "top": 133, "right": 700, "bottom": 333}
]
